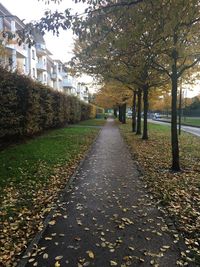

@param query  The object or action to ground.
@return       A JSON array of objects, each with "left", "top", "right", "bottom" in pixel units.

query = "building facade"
[{"left": 0, "top": 3, "right": 89, "bottom": 102}]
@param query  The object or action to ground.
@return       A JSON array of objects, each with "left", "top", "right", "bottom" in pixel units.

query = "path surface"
[{"left": 21, "top": 119, "right": 187, "bottom": 267}]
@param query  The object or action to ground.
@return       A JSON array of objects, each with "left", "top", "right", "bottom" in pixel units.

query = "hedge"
[{"left": 0, "top": 67, "right": 96, "bottom": 139}]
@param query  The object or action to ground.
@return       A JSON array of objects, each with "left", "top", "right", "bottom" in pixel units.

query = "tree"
[
  {"left": 35, "top": 0, "right": 200, "bottom": 171},
  {"left": 94, "top": 81, "right": 132, "bottom": 123},
  {"left": 144, "top": 0, "right": 200, "bottom": 171}
]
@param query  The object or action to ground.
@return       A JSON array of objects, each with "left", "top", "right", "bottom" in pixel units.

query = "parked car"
[
  {"left": 126, "top": 111, "right": 132, "bottom": 118},
  {"left": 153, "top": 113, "right": 161, "bottom": 119}
]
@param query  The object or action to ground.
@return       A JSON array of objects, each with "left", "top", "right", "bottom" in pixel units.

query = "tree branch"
[{"left": 178, "top": 56, "right": 200, "bottom": 77}]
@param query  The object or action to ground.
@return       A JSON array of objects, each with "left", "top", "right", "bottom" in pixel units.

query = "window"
[
  {"left": 32, "top": 50, "right": 35, "bottom": 60},
  {"left": 44, "top": 74, "right": 47, "bottom": 82},
  {"left": 0, "top": 18, "right": 3, "bottom": 31},
  {"left": 32, "top": 68, "right": 36, "bottom": 78}
]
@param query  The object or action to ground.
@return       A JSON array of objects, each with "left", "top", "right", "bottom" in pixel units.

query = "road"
[{"left": 149, "top": 119, "right": 200, "bottom": 137}]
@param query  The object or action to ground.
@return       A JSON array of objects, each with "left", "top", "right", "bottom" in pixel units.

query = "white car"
[
  {"left": 126, "top": 112, "right": 132, "bottom": 118},
  {"left": 153, "top": 113, "right": 161, "bottom": 119}
]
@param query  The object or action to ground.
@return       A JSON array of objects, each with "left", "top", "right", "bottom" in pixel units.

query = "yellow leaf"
[
  {"left": 87, "top": 250, "right": 95, "bottom": 259},
  {"left": 55, "top": 256, "right": 63, "bottom": 261},
  {"left": 55, "top": 261, "right": 61, "bottom": 267},
  {"left": 49, "top": 220, "right": 56, "bottom": 225}
]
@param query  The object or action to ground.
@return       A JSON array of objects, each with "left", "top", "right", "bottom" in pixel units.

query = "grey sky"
[{"left": 0, "top": 0, "right": 86, "bottom": 62}]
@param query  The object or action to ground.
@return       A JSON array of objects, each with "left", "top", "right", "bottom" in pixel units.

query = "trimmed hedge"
[{"left": 0, "top": 67, "right": 96, "bottom": 139}]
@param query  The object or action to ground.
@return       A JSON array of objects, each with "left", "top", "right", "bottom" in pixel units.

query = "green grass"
[
  {"left": 0, "top": 122, "right": 101, "bottom": 265},
  {"left": 0, "top": 127, "right": 97, "bottom": 188},
  {"left": 182, "top": 117, "right": 200, "bottom": 126},
  {"left": 161, "top": 116, "right": 200, "bottom": 127},
  {"left": 148, "top": 122, "right": 171, "bottom": 133},
  {"left": 77, "top": 118, "right": 106, "bottom": 126}
]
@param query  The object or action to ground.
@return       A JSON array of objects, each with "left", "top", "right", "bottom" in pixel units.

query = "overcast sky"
[
  {"left": 0, "top": 0, "right": 95, "bottom": 86},
  {"left": 0, "top": 0, "right": 86, "bottom": 62}
]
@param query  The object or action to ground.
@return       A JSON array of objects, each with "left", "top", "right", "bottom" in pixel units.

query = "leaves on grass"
[
  {"left": 120, "top": 122, "right": 200, "bottom": 265},
  {"left": 0, "top": 127, "right": 99, "bottom": 266}
]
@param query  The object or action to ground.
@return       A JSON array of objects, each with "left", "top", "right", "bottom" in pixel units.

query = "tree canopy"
[{"left": 9, "top": 0, "right": 200, "bottom": 170}]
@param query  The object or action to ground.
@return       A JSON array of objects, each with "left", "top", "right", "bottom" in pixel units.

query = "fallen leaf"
[
  {"left": 43, "top": 253, "right": 48, "bottom": 259},
  {"left": 55, "top": 261, "right": 61, "bottom": 267},
  {"left": 87, "top": 250, "right": 95, "bottom": 259},
  {"left": 110, "top": 260, "right": 118, "bottom": 266},
  {"left": 49, "top": 220, "right": 56, "bottom": 225}
]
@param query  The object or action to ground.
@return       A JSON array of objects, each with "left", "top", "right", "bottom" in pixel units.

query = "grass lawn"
[
  {"left": 161, "top": 116, "right": 200, "bottom": 127},
  {"left": 0, "top": 122, "right": 100, "bottom": 266},
  {"left": 77, "top": 118, "right": 106, "bottom": 126},
  {"left": 182, "top": 117, "right": 200, "bottom": 127},
  {"left": 120, "top": 122, "right": 200, "bottom": 265}
]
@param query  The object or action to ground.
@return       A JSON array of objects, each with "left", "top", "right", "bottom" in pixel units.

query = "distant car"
[
  {"left": 126, "top": 111, "right": 132, "bottom": 118},
  {"left": 153, "top": 113, "right": 161, "bottom": 119}
]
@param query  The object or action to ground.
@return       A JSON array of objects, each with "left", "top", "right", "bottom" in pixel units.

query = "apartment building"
[
  {"left": 77, "top": 82, "right": 89, "bottom": 103},
  {"left": 0, "top": 3, "right": 89, "bottom": 102},
  {"left": 0, "top": 3, "right": 29, "bottom": 74}
]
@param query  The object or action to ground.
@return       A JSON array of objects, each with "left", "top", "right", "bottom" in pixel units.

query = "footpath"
[{"left": 19, "top": 119, "right": 189, "bottom": 267}]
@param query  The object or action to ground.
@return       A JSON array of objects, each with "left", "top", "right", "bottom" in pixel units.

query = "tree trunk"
[
  {"left": 122, "top": 103, "right": 126, "bottom": 124},
  {"left": 142, "top": 85, "right": 149, "bottom": 140},
  {"left": 119, "top": 105, "right": 122, "bottom": 122},
  {"left": 171, "top": 66, "right": 180, "bottom": 171},
  {"left": 178, "top": 80, "right": 182, "bottom": 135},
  {"left": 136, "top": 89, "right": 142, "bottom": 135},
  {"left": 132, "top": 91, "right": 137, "bottom": 132},
  {"left": 114, "top": 108, "right": 117, "bottom": 118}
]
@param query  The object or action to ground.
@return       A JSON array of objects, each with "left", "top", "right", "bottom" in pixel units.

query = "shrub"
[{"left": 0, "top": 67, "right": 96, "bottom": 140}]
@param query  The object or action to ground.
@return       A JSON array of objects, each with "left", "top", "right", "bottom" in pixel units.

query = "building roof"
[{"left": 0, "top": 3, "right": 26, "bottom": 30}]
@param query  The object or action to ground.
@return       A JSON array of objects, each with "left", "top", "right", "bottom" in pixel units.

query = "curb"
[
  {"left": 154, "top": 119, "right": 200, "bottom": 128},
  {"left": 17, "top": 125, "right": 104, "bottom": 267}
]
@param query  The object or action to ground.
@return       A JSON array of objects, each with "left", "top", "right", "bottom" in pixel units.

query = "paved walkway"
[{"left": 21, "top": 119, "right": 187, "bottom": 267}]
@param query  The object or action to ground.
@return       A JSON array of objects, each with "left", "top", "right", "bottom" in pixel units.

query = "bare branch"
[{"left": 178, "top": 56, "right": 200, "bottom": 77}]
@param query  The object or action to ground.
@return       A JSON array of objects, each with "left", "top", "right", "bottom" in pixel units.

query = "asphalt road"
[{"left": 149, "top": 119, "right": 200, "bottom": 137}]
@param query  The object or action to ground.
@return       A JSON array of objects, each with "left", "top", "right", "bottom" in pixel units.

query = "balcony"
[
  {"left": 35, "top": 44, "right": 46, "bottom": 56},
  {"left": 83, "top": 92, "right": 89, "bottom": 98},
  {"left": 16, "top": 45, "right": 27, "bottom": 58},
  {"left": 51, "top": 73, "right": 57, "bottom": 80},
  {"left": 36, "top": 61, "right": 46, "bottom": 71},
  {"left": 51, "top": 73, "right": 63, "bottom": 81},
  {"left": 62, "top": 78, "right": 73, "bottom": 88},
  {"left": 5, "top": 42, "right": 27, "bottom": 58}
]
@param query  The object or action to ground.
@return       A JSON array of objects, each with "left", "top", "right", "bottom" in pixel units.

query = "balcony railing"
[
  {"left": 62, "top": 78, "right": 73, "bottom": 88},
  {"left": 36, "top": 61, "right": 46, "bottom": 71},
  {"left": 5, "top": 42, "right": 27, "bottom": 58},
  {"left": 35, "top": 44, "right": 46, "bottom": 56},
  {"left": 51, "top": 73, "right": 57, "bottom": 80}
]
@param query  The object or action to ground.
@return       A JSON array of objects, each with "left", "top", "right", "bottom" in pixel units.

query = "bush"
[{"left": 0, "top": 67, "right": 96, "bottom": 139}]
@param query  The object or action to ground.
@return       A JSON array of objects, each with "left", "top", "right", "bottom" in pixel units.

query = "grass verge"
[
  {"left": 77, "top": 118, "right": 106, "bottom": 126},
  {"left": 0, "top": 122, "right": 101, "bottom": 266},
  {"left": 120, "top": 122, "right": 200, "bottom": 265},
  {"left": 181, "top": 117, "right": 200, "bottom": 127},
  {"left": 160, "top": 116, "right": 200, "bottom": 127}
]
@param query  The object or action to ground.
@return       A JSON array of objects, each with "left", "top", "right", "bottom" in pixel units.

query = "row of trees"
[{"left": 29, "top": 0, "right": 200, "bottom": 171}]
